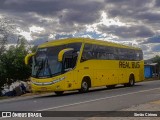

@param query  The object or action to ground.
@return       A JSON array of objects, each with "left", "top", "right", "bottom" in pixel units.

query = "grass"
[{"left": 0, "top": 96, "right": 10, "bottom": 100}]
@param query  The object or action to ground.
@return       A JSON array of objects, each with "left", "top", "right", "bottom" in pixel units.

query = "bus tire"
[
  {"left": 124, "top": 75, "right": 135, "bottom": 87},
  {"left": 55, "top": 91, "right": 64, "bottom": 95},
  {"left": 79, "top": 77, "right": 91, "bottom": 93},
  {"left": 106, "top": 85, "right": 116, "bottom": 89}
]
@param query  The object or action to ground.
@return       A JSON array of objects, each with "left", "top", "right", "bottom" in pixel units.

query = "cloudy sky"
[{"left": 0, "top": 0, "right": 160, "bottom": 59}]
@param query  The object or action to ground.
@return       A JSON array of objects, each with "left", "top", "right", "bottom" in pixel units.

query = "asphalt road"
[{"left": 0, "top": 80, "right": 160, "bottom": 120}]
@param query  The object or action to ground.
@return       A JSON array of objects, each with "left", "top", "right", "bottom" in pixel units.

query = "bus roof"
[{"left": 38, "top": 38, "right": 141, "bottom": 50}]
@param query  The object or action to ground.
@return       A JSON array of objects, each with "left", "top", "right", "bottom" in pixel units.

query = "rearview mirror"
[
  {"left": 25, "top": 53, "right": 35, "bottom": 65},
  {"left": 58, "top": 48, "right": 74, "bottom": 62},
  {"left": 58, "top": 48, "right": 79, "bottom": 72}
]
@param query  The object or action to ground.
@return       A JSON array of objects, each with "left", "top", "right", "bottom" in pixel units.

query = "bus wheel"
[
  {"left": 107, "top": 85, "right": 116, "bottom": 89},
  {"left": 124, "top": 75, "right": 135, "bottom": 87},
  {"left": 79, "top": 80, "right": 90, "bottom": 93},
  {"left": 55, "top": 91, "right": 64, "bottom": 95}
]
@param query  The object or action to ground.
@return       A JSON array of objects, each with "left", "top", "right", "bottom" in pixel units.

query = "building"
[{"left": 144, "top": 63, "right": 158, "bottom": 78}]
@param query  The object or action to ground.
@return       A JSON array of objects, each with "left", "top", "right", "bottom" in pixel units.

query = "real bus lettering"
[
  {"left": 132, "top": 62, "right": 140, "bottom": 68},
  {"left": 119, "top": 61, "right": 130, "bottom": 68},
  {"left": 119, "top": 61, "right": 140, "bottom": 68}
]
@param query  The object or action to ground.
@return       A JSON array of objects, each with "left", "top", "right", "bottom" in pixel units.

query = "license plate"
[{"left": 41, "top": 87, "right": 47, "bottom": 91}]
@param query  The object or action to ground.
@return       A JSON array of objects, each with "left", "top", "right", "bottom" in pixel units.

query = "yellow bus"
[{"left": 25, "top": 38, "right": 144, "bottom": 95}]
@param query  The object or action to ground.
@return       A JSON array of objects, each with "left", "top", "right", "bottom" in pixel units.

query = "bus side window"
[
  {"left": 118, "top": 48, "right": 129, "bottom": 60},
  {"left": 127, "top": 49, "right": 135, "bottom": 61},
  {"left": 105, "top": 46, "right": 115, "bottom": 60},
  {"left": 139, "top": 51, "right": 143, "bottom": 60},
  {"left": 96, "top": 45, "right": 105, "bottom": 59},
  {"left": 95, "top": 45, "right": 116, "bottom": 60},
  {"left": 136, "top": 50, "right": 143, "bottom": 60},
  {"left": 64, "top": 53, "right": 78, "bottom": 71},
  {"left": 114, "top": 48, "right": 119, "bottom": 60},
  {"left": 67, "top": 43, "right": 82, "bottom": 51},
  {"left": 81, "top": 44, "right": 95, "bottom": 62}
]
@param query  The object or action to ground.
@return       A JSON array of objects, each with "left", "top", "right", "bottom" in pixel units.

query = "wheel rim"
[
  {"left": 82, "top": 81, "right": 88, "bottom": 91},
  {"left": 130, "top": 79, "right": 134, "bottom": 86}
]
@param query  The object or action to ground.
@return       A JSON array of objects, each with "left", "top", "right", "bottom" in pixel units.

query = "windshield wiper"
[
  {"left": 34, "top": 56, "right": 52, "bottom": 78},
  {"left": 44, "top": 57, "right": 52, "bottom": 77},
  {"left": 35, "top": 59, "right": 44, "bottom": 77}
]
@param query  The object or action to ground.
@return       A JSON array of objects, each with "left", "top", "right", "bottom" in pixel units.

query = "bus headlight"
[
  {"left": 52, "top": 76, "right": 66, "bottom": 84},
  {"left": 32, "top": 76, "right": 66, "bottom": 85}
]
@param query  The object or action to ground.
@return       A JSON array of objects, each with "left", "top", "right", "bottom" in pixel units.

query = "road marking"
[{"left": 37, "top": 87, "right": 160, "bottom": 111}]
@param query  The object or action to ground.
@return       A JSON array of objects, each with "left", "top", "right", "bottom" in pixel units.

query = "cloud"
[
  {"left": 0, "top": 0, "right": 160, "bottom": 59},
  {"left": 59, "top": 9, "right": 101, "bottom": 25},
  {"left": 105, "top": 0, "right": 152, "bottom": 18},
  {"left": 55, "top": 34, "right": 73, "bottom": 40},
  {"left": 142, "top": 35, "right": 160, "bottom": 44},
  {"left": 0, "top": 0, "right": 104, "bottom": 25},
  {"left": 98, "top": 25, "right": 154, "bottom": 39},
  {"left": 30, "top": 37, "right": 48, "bottom": 46},
  {"left": 155, "top": 0, "right": 160, "bottom": 6},
  {"left": 151, "top": 44, "right": 160, "bottom": 52},
  {"left": 139, "top": 44, "right": 150, "bottom": 51},
  {"left": 136, "top": 11, "right": 160, "bottom": 23}
]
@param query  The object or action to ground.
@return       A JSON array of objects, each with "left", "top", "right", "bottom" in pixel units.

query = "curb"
[{"left": 0, "top": 92, "right": 54, "bottom": 103}]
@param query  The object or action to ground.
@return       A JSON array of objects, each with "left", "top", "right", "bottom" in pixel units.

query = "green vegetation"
[
  {"left": 152, "top": 55, "right": 160, "bottom": 67},
  {"left": 0, "top": 18, "right": 37, "bottom": 96},
  {"left": 0, "top": 37, "right": 33, "bottom": 95}
]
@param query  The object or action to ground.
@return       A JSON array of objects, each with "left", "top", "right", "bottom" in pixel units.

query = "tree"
[
  {"left": 0, "top": 17, "right": 17, "bottom": 94},
  {"left": 31, "top": 45, "right": 38, "bottom": 53},
  {"left": 152, "top": 55, "right": 160, "bottom": 65},
  {"left": 0, "top": 36, "right": 31, "bottom": 92},
  {"left": 152, "top": 55, "right": 160, "bottom": 71},
  {"left": 0, "top": 58, "right": 7, "bottom": 94}
]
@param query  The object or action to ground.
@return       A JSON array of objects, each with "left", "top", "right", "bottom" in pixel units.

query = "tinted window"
[
  {"left": 96, "top": 45, "right": 115, "bottom": 60},
  {"left": 81, "top": 43, "right": 143, "bottom": 61},
  {"left": 135, "top": 50, "right": 143, "bottom": 60},
  {"left": 81, "top": 44, "right": 95, "bottom": 61},
  {"left": 32, "top": 43, "right": 82, "bottom": 78},
  {"left": 67, "top": 43, "right": 82, "bottom": 51},
  {"left": 118, "top": 48, "right": 127, "bottom": 60}
]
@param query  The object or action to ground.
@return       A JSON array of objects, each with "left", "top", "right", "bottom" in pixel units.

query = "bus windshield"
[{"left": 32, "top": 43, "right": 82, "bottom": 78}]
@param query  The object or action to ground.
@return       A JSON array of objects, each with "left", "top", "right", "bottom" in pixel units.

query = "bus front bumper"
[
  {"left": 31, "top": 77, "right": 66, "bottom": 92},
  {"left": 31, "top": 82, "right": 65, "bottom": 92}
]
